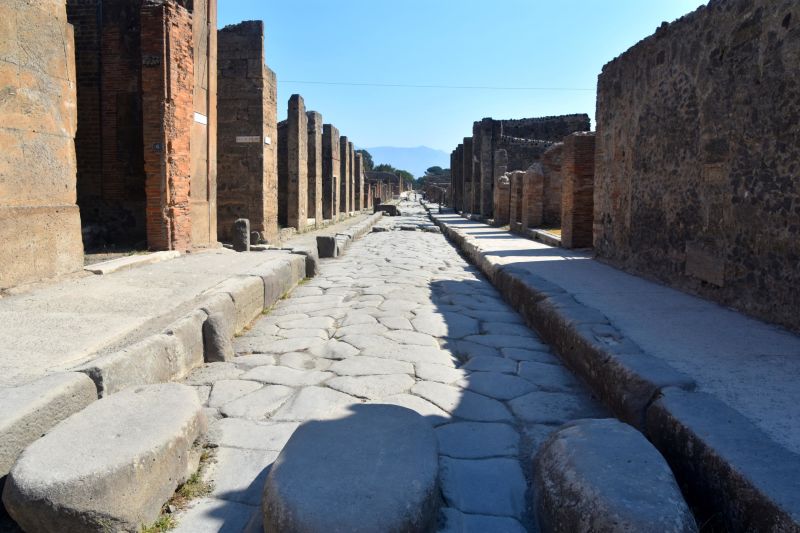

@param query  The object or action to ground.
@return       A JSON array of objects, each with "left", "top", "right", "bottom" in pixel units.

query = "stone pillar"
[
  {"left": 278, "top": 94, "right": 308, "bottom": 231},
  {"left": 476, "top": 118, "right": 496, "bottom": 219},
  {"left": 348, "top": 142, "right": 356, "bottom": 212},
  {"left": 339, "top": 136, "right": 350, "bottom": 215},
  {"left": 322, "top": 124, "right": 340, "bottom": 221},
  {"left": 0, "top": 0, "right": 84, "bottom": 288},
  {"left": 492, "top": 149, "right": 508, "bottom": 225},
  {"left": 307, "top": 111, "right": 323, "bottom": 228},
  {"left": 462, "top": 137, "right": 474, "bottom": 214},
  {"left": 217, "top": 21, "right": 279, "bottom": 244},
  {"left": 561, "top": 132, "right": 596, "bottom": 249},
  {"left": 354, "top": 153, "right": 364, "bottom": 211},
  {"left": 541, "top": 143, "right": 564, "bottom": 227},
  {"left": 141, "top": 0, "right": 195, "bottom": 251},
  {"left": 521, "top": 164, "right": 544, "bottom": 230}
]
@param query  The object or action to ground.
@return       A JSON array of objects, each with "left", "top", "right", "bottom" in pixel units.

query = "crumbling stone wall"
[
  {"left": 339, "top": 136, "right": 351, "bottom": 215},
  {"left": 277, "top": 95, "right": 308, "bottom": 230},
  {"left": 0, "top": 0, "right": 84, "bottom": 288},
  {"left": 501, "top": 114, "right": 590, "bottom": 142},
  {"left": 561, "top": 132, "right": 595, "bottom": 249},
  {"left": 322, "top": 124, "right": 340, "bottom": 221},
  {"left": 217, "top": 21, "right": 278, "bottom": 244},
  {"left": 307, "top": 111, "right": 323, "bottom": 227},
  {"left": 595, "top": 0, "right": 800, "bottom": 331}
]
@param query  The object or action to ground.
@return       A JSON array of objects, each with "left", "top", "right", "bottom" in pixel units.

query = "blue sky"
[{"left": 218, "top": 1, "right": 707, "bottom": 152}]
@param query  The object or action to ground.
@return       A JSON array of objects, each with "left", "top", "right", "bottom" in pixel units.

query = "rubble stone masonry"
[
  {"left": 541, "top": 143, "right": 564, "bottom": 227},
  {"left": 339, "top": 136, "right": 351, "bottom": 215},
  {"left": 595, "top": 0, "right": 800, "bottom": 331},
  {"left": 217, "top": 21, "right": 278, "bottom": 244},
  {"left": 277, "top": 94, "right": 308, "bottom": 230},
  {"left": 307, "top": 111, "right": 323, "bottom": 227},
  {"left": 561, "top": 132, "right": 595, "bottom": 249},
  {"left": 0, "top": 0, "right": 84, "bottom": 288},
  {"left": 322, "top": 124, "right": 340, "bottom": 220},
  {"left": 354, "top": 153, "right": 364, "bottom": 211}
]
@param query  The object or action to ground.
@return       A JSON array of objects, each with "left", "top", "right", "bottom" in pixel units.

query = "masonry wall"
[
  {"left": 217, "top": 21, "right": 278, "bottom": 244},
  {"left": 595, "top": 0, "right": 800, "bottom": 331},
  {"left": 463, "top": 137, "right": 476, "bottom": 213},
  {"left": 561, "top": 132, "right": 595, "bottom": 249},
  {"left": 307, "top": 111, "right": 323, "bottom": 227},
  {"left": 0, "top": 0, "right": 84, "bottom": 289},
  {"left": 322, "top": 124, "right": 340, "bottom": 220},
  {"left": 501, "top": 114, "right": 591, "bottom": 141},
  {"left": 339, "top": 136, "right": 350, "bottom": 214},
  {"left": 354, "top": 153, "right": 364, "bottom": 211},
  {"left": 492, "top": 149, "right": 509, "bottom": 225}
]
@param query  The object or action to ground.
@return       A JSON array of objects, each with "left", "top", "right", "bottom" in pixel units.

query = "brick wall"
[
  {"left": 307, "top": 111, "right": 323, "bottom": 227},
  {"left": 521, "top": 165, "right": 544, "bottom": 230},
  {"left": 354, "top": 153, "right": 364, "bottom": 211},
  {"left": 322, "top": 124, "right": 340, "bottom": 220},
  {"left": 462, "top": 137, "right": 475, "bottom": 213},
  {"left": 339, "top": 136, "right": 350, "bottom": 214},
  {"left": 541, "top": 143, "right": 563, "bottom": 227},
  {"left": 561, "top": 132, "right": 595, "bottom": 249},
  {"left": 595, "top": 0, "right": 800, "bottom": 331},
  {"left": 0, "top": 0, "right": 84, "bottom": 288}
]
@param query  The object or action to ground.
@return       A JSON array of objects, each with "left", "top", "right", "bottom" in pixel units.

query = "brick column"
[
  {"left": 307, "top": 111, "right": 323, "bottom": 228},
  {"left": 348, "top": 142, "right": 356, "bottom": 212},
  {"left": 322, "top": 124, "right": 340, "bottom": 221},
  {"left": 477, "top": 118, "right": 495, "bottom": 218},
  {"left": 492, "top": 149, "right": 508, "bottom": 225},
  {"left": 561, "top": 132, "right": 596, "bottom": 248},
  {"left": 278, "top": 94, "right": 308, "bottom": 230},
  {"left": 522, "top": 164, "right": 544, "bottom": 229},
  {"left": 339, "top": 136, "right": 350, "bottom": 215},
  {"left": 462, "top": 137, "right": 474, "bottom": 214},
  {"left": 541, "top": 143, "right": 563, "bottom": 227},
  {"left": 141, "top": 0, "right": 194, "bottom": 251},
  {"left": 354, "top": 153, "right": 364, "bottom": 211}
]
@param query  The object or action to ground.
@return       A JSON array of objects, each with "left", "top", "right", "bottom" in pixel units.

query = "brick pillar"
[
  {"left": 217, "top": 20, "right": 278, "bottom": 244},
  {"left": 478, "top": 118, "right": 495, "bottom": 219},
  {"left": 322, "top": 124, "right": 340, "bottom": 221},
  {"left": 278, "top": 94, "right": 308, "bottom": 230},
  {"left": 541, "top": 143, "right": 563, "bottom": 227},
  {"left": 339, "top": 136, "right": 350, "bottom": 215},
  {"left": 492, "top": 149, "right": 508, "bottom": 225},
  {"left": 355, "top": 153, "right": 364, "bottom": 211},
  {"left": 561, "top": 132, "right": 596, "bottom": 249},
  {"left": 462, "top": 137, "right": 474, "bottom": 214},
  {"left": 307, "top": 111, "right": 323, "bottom": 228},
  {"left": 348, "top": 142, "right": 356, "bottom": 212},
  {"left": 141, "top": 0, "right": 194, "bottom": 251},
  {"left": 522, "top": 164, "right": 544, "bottom": 229}
]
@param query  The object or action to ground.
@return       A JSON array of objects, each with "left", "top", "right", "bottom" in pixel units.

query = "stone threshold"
[
  {"left": 84, "top": 250, "right": 182, "bottom": 275},
  {"left": 427, "top": 205, "right": 800, "bottom": 533}
]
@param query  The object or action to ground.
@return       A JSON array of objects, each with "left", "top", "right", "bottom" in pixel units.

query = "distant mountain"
[{"left": 363, "top": 146, "right": 450, "bottom": 178}]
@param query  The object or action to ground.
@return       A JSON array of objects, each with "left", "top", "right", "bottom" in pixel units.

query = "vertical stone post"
[
  {"left": 478, "top": 118, "right": 495, "bottom": 219},
  {"left": 141, "top": 0, "right": 194, "bottom": 251},
  {"left": 217, "top": 21, "right": 278, "bottom": 244},
  {"left": 278, "top": 94, "right": 308, "bottom": 231},
  {"left": 307, "top": 111, "right": 323, "bottom": 228},
  {"left": 347, "top": 142, "right": 356, "bottom": 212},
  {"left": 339, "top": 136, "right": 350, "bottom": 215},
  {"left": 462, "top": 137, "right": 474, "bottom": 214},
  {"left": 521, "top": 165, "right": 544, "bottom": 230},
  {"left": 492, "top": 149, "right": 508, "bottom": 224},
  {"left": 541, "top": 144, "right": 563, "bottom": 228},
  {"left": 561, "top": 132, "right": 596, "bottom": 249},
  {"left": 322, "top": 124, "right": 340, "bottom": 221},
  {"left": 355, "top": 153, "right": 364, "bottom": 211}
]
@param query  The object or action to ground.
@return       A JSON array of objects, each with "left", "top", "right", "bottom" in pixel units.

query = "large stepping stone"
[
  {"left": 262, "top": 404, "right": 439, "bottom": 532},
  {"left": 534, "top": 418, "right": 698, "bottom": 532},
  {"left": 2, "top": 384, "right": 206, "bottom": 533}
]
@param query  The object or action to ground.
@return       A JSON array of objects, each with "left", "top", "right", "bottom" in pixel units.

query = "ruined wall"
[
  {"left": 140, "top": 0, "right": 194, "bottom": 251},
  {"left": 322, "top": 124, "right": 340, "bottom": 220},
  {"left": 277, "top": 94, "right": 308, "bottom": 230},
  {"left": 561, "top": 132, "right": 595, "bottom": 249},
  {"left": 501, "top": 114, "right": 590, "bottom": 142},
  {"left": 217, "top": 21, "right": 278, "bottom": 244},
  {"left": 339, "top": 136, "right": 350, "bottom": 214},
  {"left": 595, "top": 0, "right": 800, "bottom": 331},
  {"left": 0, "top": 0, "right": 84, "bottom": 288},
  {"left": 307, "top": 111, "right": 323, "bottom": 227},
  {"left": 541, "top": 143, "right": 563, "bottom": 227},
  {"left": 497, "top": 137, "right": 553, "bottom": 173}
]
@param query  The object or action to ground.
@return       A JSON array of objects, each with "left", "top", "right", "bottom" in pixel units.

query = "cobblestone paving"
[{"left": 176, "top": 200, "right": 607, "bottom": 532}]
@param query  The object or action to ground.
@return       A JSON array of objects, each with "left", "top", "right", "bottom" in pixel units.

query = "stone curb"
[
  {"left": 317, "top": 212, "right": 383, "bottom": 258},
  {"left": 431, "top": 211, "right": 800, "bottom": 532},
  {"left": 83, "top": 250, "right": 182, "bottom": 275}
]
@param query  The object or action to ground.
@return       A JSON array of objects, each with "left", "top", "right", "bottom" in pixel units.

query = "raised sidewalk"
[{"left": 429, "top": 207, "right": 800, "bottom": 531}]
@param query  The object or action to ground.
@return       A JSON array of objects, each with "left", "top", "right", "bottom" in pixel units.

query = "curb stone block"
[
  {"left": 258, "top": 256, "right": 306, "bottom": 307},
  {"left": 210, "top": 276, "right": 266, "bottom": 332},
  {"left": 534, "top": 418, "right": 698, "bottom": 533},
  {"left": 646, "top": 388, "right": 800, "bottom": 532},
  {"left": 203, "top": 312, "right": 235, "bottom": 363},
  {"left": 0, "top": 373, "right": 97, "bottom": 483},
  {"left": 200, "top": 292, "right": 237, "bottom": 340},
  {"left": 289, "top": 246, "right": 319, "bottom": 278},
  {"left": 2, "top": 384, "right": 206, "bottom": 533}
]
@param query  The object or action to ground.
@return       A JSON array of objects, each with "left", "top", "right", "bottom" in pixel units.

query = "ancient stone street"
[{"left": 174, "top": 199, "right": 607, "bottom": 531}]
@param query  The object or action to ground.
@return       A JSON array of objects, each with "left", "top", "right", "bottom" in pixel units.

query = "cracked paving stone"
[
  {"left": 308, "top": 340, "right": 360, "bottom": 360},
  {"left": 508, "top": 390, "right": 607, "bottom": 425},
  {"left": 241, "top": 366, "right": 334, "bottom": 387},
  {"left": 329, "top": 356, "right": 414, "bottom": 376},
  {"left": 383, "top": 329, "right": 439, "bottom": 347},
  {"left": 378, "top": 316, "right": 414, "bottom": 330},
  {"left": 411, "top": 381, "right": 513, "bottom": 423},
  {"left": 444, "top": 339, "right": 502, "bottom": 360},
  {"left": 220, "top": 385, "right": 294, "bottom": 420},
  {"left": 361, "top": 344, "right": 458, "bottom": 366},
  {"left": 439, "top": 457, "right": 527, "bottom": 519},
  {"left": 341, "top": 312, "right": 380, "bottom": 326},
  {"left": 412, "top": 312, "right": 481, "bottom": 339},
  {"left": 376, "top": 394, "right": 452, "bottom": 425},
  {"left": 455, "top": 372, "right": 535, "bottom": 401},
  {"left": 207, "top": 418, "right": 299, "bottom": 451},
  {"left": 269, "top": 386, "right": 359, "bottom": 422},
  {"left": 278, "top": 352, "right": 332, "bottom": 371},
  {"left": 415, "top": 362, "right": 468, "bottom": 384},
  {"left": 242, "top": 336, "right": 325, "bottom": 355},
  {"left": 461, "top": 356, "right": 517, "bottom": 374},
  {"left": 207, "top": 380, "right": 263, "bottom": 408},
  {"left": 436, "top": 422, "right": 520, "bottom": 459},
  {"left": 338, "top": 334, "right": 402, "bottom": 351},
  {"left": 326, "top": 374, "right": 416, "bottom": 400},
  {"left": 334, "top": 323, "right": 389, "bottom": 338},
  {"left": 185, "top": 362, "right": 244, "bottom": 385},
  {"left": 276, "top": 328, "right": 330, "bottom": 340}
]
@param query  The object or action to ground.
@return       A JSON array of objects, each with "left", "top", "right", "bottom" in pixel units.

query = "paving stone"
[
  {"left": 380, "top": 299, "right": 420, "bottom": 312},
  {"left": 242, "top": 322, "right": 280, "bottom": 337},
  {"left": 270, "top": 386, "right": 358, "bottom": 422},
  {"left": 185, "top": 362, "right": 244, "bottom": 386},
  {"left": 415, "top": 362, "right": 468, "bottom": 384},
  {"left": 263, "top": 405, "right": 439, "bottom": 532},
  {"left": 412, "top": 312, "right": 481, "bottom": 339},
  {"left": 439, "top": 457, "right": 526, "bottom": 518},
  {"left": 219, "top": 385, "right": 294, "bottom": 420},
  {"left": 330, "top": 356, "right": 414, "bottom": 376},
  {"left": 173, "top": 498, "right": 261, "bottom": 533},
  {"left": 232, "top": 353, "right": 277, "bottom": 370},
  {"left": 384, "top": 329, "right": 440, "bottom": 347},
  {"left": 379, "top": 316, "right": 414, "bottom": 330},
  {"left": 502, "top": 347, "right": 560, "bottom": 364},
  {"left": 518, "top": 361, "right": 581, "bottom": 392},
  {"left": 456, "top": 372, "right": 535, "bottom": 400},
  {"left": 2, "top": 384, "right": 205, "bottom": 532},
  {"left": 334, "top": 323, "right": 389, "bottom": 338},
  {"left": 208, "top": 380, "right": 263, "bottom": 408},
  {"left": 444, "top": 339, "right": 502, "bottom": 360},
  {"left": 462, "top": 356, "right": 517, "bottom": 374},
  {"left": 439, "top": 507, "right": 526, "bottom": 533},
  {"left": 276, "top": 328, "right": 330, "bottom": 340},
  {"left": 460, "top": 309, "right": 524, "bottom": 324},
  {"left": 278, "top": 352, "right": 332, "bottom": 371},
  {"left": 327, "top": 374, "right": 416, "bottom": 400},
  {"left": 274, "top": 316, "right": 335, "bottom": 332},
  {"left": 482, "top": 322, "right": 541, "bottom": 338},
  {"left": 508, "top": 390, "right": 606, "bottom": 425},
  {"left": 436, "top": 422, "right": 519, "bottom": 459},
  {"left": 339, "top": 334, "right": 402, "bottom": 351},
  {"left": 378, "top": 394, "right": 452, "bottom": 426},
  {"left": 241, "top": 366, "right": 334, "bottom": 387},
  {"left": 241, "top": 337, "right": 325, "bottom": 355},
  {"left": 411, "top": 381, "right": 513, "bottom": 422},
  {"left": 308, "top": 340, "right": 360, "bottom": 360},
  {"left": 207, "top": 418, "right": 299, "bottom": 451},
  {"left": 463, "top": 334, "right": 547, "bottom": 350},
  {"left": 207, "top": 447, "right": 278, "bottom": 507},
  {"left": 233, "top": 335, "right": 282, "bottom": 354},
  {"left": 534, "top": 418, "right": 698, "bottom": 533},
  {"left": 522, "top": 424, "right": 559, "bottom": 456}
]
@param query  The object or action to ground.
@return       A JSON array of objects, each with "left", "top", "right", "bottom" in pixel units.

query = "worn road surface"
[{"left": 177, "top": 200, "right": 607, "bottom": 532}]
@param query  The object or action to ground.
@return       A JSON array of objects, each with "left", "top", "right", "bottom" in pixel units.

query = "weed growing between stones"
[{"left": 141, "top": 515, "right": 176, "bottom": 533}]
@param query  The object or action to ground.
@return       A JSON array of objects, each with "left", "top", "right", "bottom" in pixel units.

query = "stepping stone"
[
  {"left": 327, "top": 374, "right": 416, "bottom": 400},
  {"left": 436, "top": 422, "right": 519, "bottom": 459},
  {"left": 439, "top": 457, "right": 526, "bottom": 519},
  {"left": 263, "top": 405, "right": 440, "bottom": 532},
  {"left": 3, "top": 384, "right": 205, "bottom": 532},
  {"left": 534, "top": 419, "right": 698, "bottom": 532},
  {"left": 411, "top": 381, "right": 512, "bottom": 423}
]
